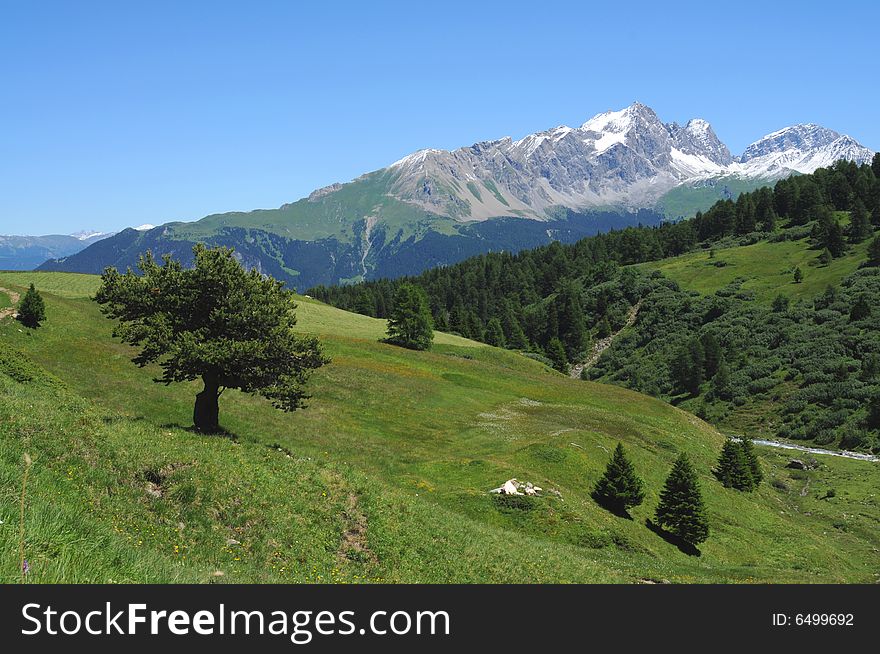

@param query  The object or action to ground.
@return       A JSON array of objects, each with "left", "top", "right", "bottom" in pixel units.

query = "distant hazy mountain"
[
  {"left": 0, "top": 231, "right": 112, "bottom": 270},
  {"left": 40, "top": 102, "right": 874, "bottom": 289}
]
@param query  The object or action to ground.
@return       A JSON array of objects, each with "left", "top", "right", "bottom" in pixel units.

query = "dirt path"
[
  {"left": 571, "top": 300, "right": 642, "bottom": 379},
  {"left": 337, "top": 492, "right": 377, "bottom": 565},
  {"left": 0, "top": 287, "right": 20, "bottom": 320}
]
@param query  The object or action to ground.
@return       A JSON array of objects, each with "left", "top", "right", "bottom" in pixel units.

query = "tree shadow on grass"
[
  {"left": 159, "top": 422, "right": 240, "bottom": 442},
  {"left": 645, "top": 518, "right": 701, "bottom": 557},
  {"left": 592, "top": 494, "right": 635, "bottom": 521}
]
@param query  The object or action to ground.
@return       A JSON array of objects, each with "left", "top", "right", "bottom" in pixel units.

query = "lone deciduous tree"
[
  {"left": 654, "top": 453, "right": 709, "bottom": 547},
  {"left": 385, "top": 283, "right": 434, "bottom": 350},
  {"left": 592, "top": 442, "right": 646, "bottom": 515},
  {"left": 95, "top": 245, "right": 328, "bottom": 433},
  {"left": 17, "top": 284, "right": 46, "bottom": 328}
]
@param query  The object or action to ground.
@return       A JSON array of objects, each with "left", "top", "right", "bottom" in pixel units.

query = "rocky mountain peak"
[{"left": 739, "top": 124, "right": 841, "bottom": 162}]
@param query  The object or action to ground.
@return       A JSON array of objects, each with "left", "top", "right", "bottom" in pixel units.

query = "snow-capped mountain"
[
  {"left": 0, "top": 230, "right": 113, "bottom": 270},
  {"left": 734, "top": 124, "right": 873, "bottom": 178},
  {"left": 39, "top": 101, "right": 876, "bottom": 290},
  {"left": 386, "top": 102, "right": 874, "bottom": 220},
  {"left": 71, "top": 230, "right": 111, "bottom": 241}
]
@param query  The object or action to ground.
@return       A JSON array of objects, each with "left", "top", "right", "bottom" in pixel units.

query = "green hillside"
[
  {"left": 635, "top": 216, "right": 870, "bottom": 303},
  {"left": 2, "top": 272, "right": 879, "bottom": 583},
  {"left": 656, "top": 176, "right": 770, "bottom": 220},
  {"left": 171, "top": 170, "right": 460, "bottom": 244}
]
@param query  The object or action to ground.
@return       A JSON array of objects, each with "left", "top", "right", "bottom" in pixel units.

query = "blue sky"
[{"left": 1, "top": 0, "right": 878, "bottom": 235}]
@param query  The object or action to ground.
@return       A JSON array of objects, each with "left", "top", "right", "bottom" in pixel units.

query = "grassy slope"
[
  {"left": 635, "top": 232, "right": 870, "bottom": 304},
  {"left": 170, "top": 170, "right": 462, "bottom": 244},
  {"left": 2, "top": 272, "right": 879, "bottom": 583},
  {"left": 655, "top": 176, "right": 770, "bottom": 220}
]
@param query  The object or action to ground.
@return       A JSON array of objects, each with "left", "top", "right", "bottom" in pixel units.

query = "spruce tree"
[
  {"left": 654, "top": 454, "right": 709, "bottom": 547},
  {"left": 772, "top": 294, "right": 789, "bottom": 313},
  {"left": 546, "top": 337, "right": 569, "bottom": 374},
  {"left": 740, "top": 437, "right": 762, "bottom": 488},
  {"left": 868, "top": 236, "right": 880, "bottom": 267},
  {"left": 671, "top": 337, "right": 704, "bottom": 395},
  {"left": 17, "top": 284, "right": 46, "bottom": 328},
  {"left": 714, "top": 438, "right": 754, "bottom": 490},
  {"left": 793, "top": 266, "right": 803, "bottom": 283},
  {"left": 700, "top": 332, "right": 722, "bottom": 378},
  {"left": 867, "top": 394, "right": 880, "bottom": 430},
  {"left": 711, "top": 356, "right": 732, "bottom": 401},
  {"left": 592, "top": 442, "right": 645, "bottom": 514},
  {"left": 850, "top": 296, "right": 871, "bottom": 322},
  {"left": 849, "top": 200, "right": 872, "bottom": 243},
  {"left": 484, "top": 317, "right": 506, "bottom": 348},
  {"left": 385, "top": 283, "right": 434, "bottom": 350}
]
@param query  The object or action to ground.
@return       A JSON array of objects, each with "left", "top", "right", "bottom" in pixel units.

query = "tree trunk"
[{"left": 193, "top": 374, "right": 220, "bottom": 433}]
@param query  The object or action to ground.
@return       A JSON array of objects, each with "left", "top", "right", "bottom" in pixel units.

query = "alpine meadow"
[{"left": 3, "top": 4, "right": 880, "bottom": 595}]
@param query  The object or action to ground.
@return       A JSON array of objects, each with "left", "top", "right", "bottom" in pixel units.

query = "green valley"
[{"left": 2, "top": 271, "right": 879, "bottom": 584}]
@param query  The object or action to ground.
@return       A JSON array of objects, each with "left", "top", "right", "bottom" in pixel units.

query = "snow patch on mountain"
[
  {"left": 72, "top": 230, "right": 109, "bottom": 241},
  {"left": 382, "top": 103, "right": 873, "bottom": 221}
]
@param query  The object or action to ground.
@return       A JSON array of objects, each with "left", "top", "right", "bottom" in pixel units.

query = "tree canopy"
[
  {"left": 592, "top": 442, "right": 646, "bottom": 514},
  {"left": 17, "top": 284, "right": 46, "bottom": 329},
  {"left": 95, "top": 244, "right": 328, "bottom": 433},
  {"left": 654, "top": 453, "right": 710, "bottom": 547},
  {"left": 385, "top": 283, "right": 434, "bottom": 350}
]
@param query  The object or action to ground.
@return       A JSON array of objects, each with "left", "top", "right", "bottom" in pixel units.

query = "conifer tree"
[
  {"left": 484, "top": 317, "right": 506, "bottom": 348},
  {"left": 715, "top": 438, "right": 754, "bottom": 490},
  {"left": 867, "top": 394, "right": 880, "bottom": 430},
  {"left": 386, "top": 283, "right": 434, "bottom": 350},
  {"left": 861, "top": 354, "right": 880, "bottom": 381},
  {"left": 848, "top": 200, "right": 872, "bottom": 243},
  {"left": 711, "top": 356, "right": 732, "bottom": 401},
  {"left": 740, "top": 437, "right": 762, "bottom": 488},
  {"left": 546, "top": 337, "right": 569, "bottom": 374},
  {"left": 592, "top": 442, "right": 646, "bottom": 514},
  {"left": 700, "top": 332, "right": 722, "bottom": 378},
  {"left": 95, "top": 245, "right": 328, "bottom": 433},
  {"left": 671, "top": 337, "right": 704, "bottom": 395},
  {"left": 793, "top": 266, "right": 803, "bottom": 283},
  {"left": 16, "top": 284, "right": 46, "bottom": 329},
  {"left": 654, "top": 454, "right": 710, "bottom": 547},
  {"left": 816, "top": 213, "right": 845, "bottom": 258},
  {"left": 868, "top": 236, "right": 880, "bottom": 267},
  {"left": 772, "top": 294, "right": 789, "bottom": 313},
  {"left": 850, "top": 296, "right": 871, "bottom": 322}
]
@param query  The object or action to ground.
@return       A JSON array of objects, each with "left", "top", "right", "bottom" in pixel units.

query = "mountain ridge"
[{"left": 37, "top": 102, "right": 875, "bottom": 288}]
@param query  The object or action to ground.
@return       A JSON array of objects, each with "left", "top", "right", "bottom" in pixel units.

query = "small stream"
[{"left": 732, "top": 437, "right": 879, "bottom": 463}]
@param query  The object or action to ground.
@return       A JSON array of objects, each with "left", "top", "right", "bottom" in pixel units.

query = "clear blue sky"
[{"left": 1, "top": 0, "right": 878, "bottom": 235}]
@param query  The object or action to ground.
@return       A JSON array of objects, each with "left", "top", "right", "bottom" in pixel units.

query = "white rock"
[{"left": 501, "top": 480, "right": 522, "bottom": 495}]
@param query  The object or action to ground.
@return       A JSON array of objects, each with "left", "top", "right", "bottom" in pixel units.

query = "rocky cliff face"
[{"left": 386, "top": 103, "right": 874, "bottom": 221}]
